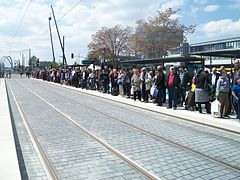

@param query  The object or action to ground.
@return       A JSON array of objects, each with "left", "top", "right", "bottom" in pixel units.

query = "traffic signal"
[
  {"left": 71, "top": 53, "right": 74, "bottom": 59},
  {"left": 36, "top": 59, "right": 40, "bottom": 67}
]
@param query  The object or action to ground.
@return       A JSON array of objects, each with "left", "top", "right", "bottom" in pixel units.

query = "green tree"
[
  {"left": 88, "top": 25, "right": 133, "bottom": 68},
  {"left": 133, "top": 8, "right": 196, "bottom": 58},
  {"left": 29, "top": 55, "right": 38, "bottom": 68}
]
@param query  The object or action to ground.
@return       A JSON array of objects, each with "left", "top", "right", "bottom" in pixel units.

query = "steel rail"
[
  {"left": 13, "top": 81, "right": 160, "bottom": 180},
  {"left": 32, "top": 81, "right": 240, "bottom": 174},
  {"left": 7, "top": 84, "right": 60, "bottom": 180}
]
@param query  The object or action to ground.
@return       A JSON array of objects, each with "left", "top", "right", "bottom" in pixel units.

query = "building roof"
[
  {"left": 120, "top": 56, "right": 204, "bottom": 64},
  {"left": 190, "top": 49, "right": 240, "bottom": 58},
  {"left": 190, "top": 37, "right": 240, "bottom": 58},
  {"left": 190, "top": 37, "right": 240, "bottom": 46}
]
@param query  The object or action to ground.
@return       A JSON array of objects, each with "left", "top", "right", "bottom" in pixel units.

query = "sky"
[{"left": 0, "top": 0, "right": 240, "bottom": 65}]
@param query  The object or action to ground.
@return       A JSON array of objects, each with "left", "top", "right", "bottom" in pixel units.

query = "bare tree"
[
  {"left": 88, "top": 25, "right": 133, "bottom": 67},
  {"left": 133, "top": 8, "right": 196, "bottom": 58}
]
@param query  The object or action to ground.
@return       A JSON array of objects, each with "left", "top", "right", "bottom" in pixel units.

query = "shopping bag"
[
  {"left": 211, "top": 100, "right": 221, "bottom": 118},
  {"left": 150, "top": 86, "right": 158, "bottom": 97}
]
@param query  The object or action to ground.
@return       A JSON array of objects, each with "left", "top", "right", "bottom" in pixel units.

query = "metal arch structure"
[{"left": 0, "top": 56, "right": 14, "bottom": 70}]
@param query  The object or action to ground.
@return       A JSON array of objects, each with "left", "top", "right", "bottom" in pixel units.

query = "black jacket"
[
  {"left": 179, "top": 72, "right": 191, "bottom": 87},
  {"left": 167, "top": 73, "right": 180, "bottom": 88},
  {"left": 155, "top": 73, "right": 165, "bottom": 89},
  {"left": 196, "top": 74, "right": 209, "bottom": 89},
  {"left": 208, "top": 73, "right": 220, "bottom": 87}
]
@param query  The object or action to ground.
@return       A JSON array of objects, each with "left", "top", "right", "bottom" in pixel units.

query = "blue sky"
[{"left": 0, "top": 0, "right": 240, "bottom": 64}]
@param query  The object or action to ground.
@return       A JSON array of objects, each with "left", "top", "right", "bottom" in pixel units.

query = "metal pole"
[
  {"left": 210, "top": 56, "right": 212, "bottom": 72},
  {"left": 29, "top": 49, "right": 31, "bottom": 62},
  {"left": 63, "top": 36, "right": 64, "bottom": 66},
  {"left": 50, "top": 5, "right": 66, "bottom": 65},
  {"left": 29, "top": 48, "right": 31, "bottom": 69},
  {"left": 48, "top": 16, "right": 55, "bottom": 63}
]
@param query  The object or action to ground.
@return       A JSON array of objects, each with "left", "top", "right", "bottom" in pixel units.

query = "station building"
[
  {"left": 120, "top": 37, "right": 240, "bottom": 72},
  {"left": 190, "top": 37, "right": 240, "bottom": 70}
]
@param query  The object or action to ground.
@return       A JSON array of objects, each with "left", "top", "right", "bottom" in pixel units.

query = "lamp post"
[
  {"left": 51, "top": 5, "right": 67, "bottom": 66},
  {"left": 48, "top": 15, "right": 55, "bottom": 63}
]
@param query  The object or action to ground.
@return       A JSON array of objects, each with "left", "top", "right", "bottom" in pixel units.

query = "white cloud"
[
  {"left": 190, "top": 7, "right": 199, "bottom": 14},
  {"left": 4, "top": 0, "right": 238, "bottom": 65},
  {"left": 188, "top": 19, "right": 240, "bottom": 43},
  {"left": 193, "top": 0, "right": 208, "bottom": 5},
  {"left": 229, "top": 0, "right": 240, "bottom": 9},
  {"left": 202, "top": 19, "right": 240, "bottom": 36},
  {"left": 160, "top": 0, "right": 185, "bottom": 10},
  {"left": 204, "top": 4, "right": 220, "bottom": 12},
  {"left": 0, "top": 0, "right": 189, "bottom": 64}
]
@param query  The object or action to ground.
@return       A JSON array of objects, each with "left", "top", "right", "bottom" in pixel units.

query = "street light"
[{"left": 48, "top": 15, "right": 55, "bottom": 63}]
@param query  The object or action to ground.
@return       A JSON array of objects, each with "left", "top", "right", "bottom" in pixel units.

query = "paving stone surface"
[
  {"left": 18, "top": 79, "right": 240, "bottom": 179},
  {"left": 35, "top": 80, "right": 240, "bottom": 168},
  {"left": 7, "top": 85, "right": 48, "bottom": 180},
  {"left": 7, "top": 80, "right": 146, "bottom": 180}
]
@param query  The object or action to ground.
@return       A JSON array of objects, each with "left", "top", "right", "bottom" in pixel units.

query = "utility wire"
[
  {"left": 14, "top": 0, "right": 32, "bottom": 37},
  {"left": 34, "top": 0, "right": 99, "bottom": 42},
  {"left": 35, "top": 0, "right": 83, "bottom": 40},
  {"left": 57, "top": 0, "right": 83, "bottom": 21}
]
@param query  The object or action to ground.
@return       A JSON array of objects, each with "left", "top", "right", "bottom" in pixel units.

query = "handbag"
[{"left": 117, "top": 78, "right": 123, "bottom": 85}]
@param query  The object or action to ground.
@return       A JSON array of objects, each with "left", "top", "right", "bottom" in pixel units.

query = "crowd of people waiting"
[{"left": 32, "top": 60, "right": 240, "bottom": 120}]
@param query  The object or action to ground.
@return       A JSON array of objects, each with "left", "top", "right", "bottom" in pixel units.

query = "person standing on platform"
[
  {"left": 232, "top": 76, "right": 240, "bottom": 120},
  {"left": 145, "top": 70, "right": 154, "bottom": 103},
  {"left": 101, "top": 66, "right": 110, "bottom": 93},
  {"left": 167, "top": 67, "right": 180, "bottom": 110},
  {"left": 216, "top": 69, "right": 231, "bottom": 118},
  {"left": 124, "top": 70, "right": 132, "bottom": 98},
  {"left": 195, "top": 69, "right": 211, "bottom": 114},
  {"left": 155, "top": 66, "right": 165, "bottom": 106},
  {"left": 234, "top": 60, "right": 240, "bottom": 77},
  {"left": 117, "top": 70, "right": 125, "bottom": 96},
  {"left": 131, "top": 69, "right": 141, "bottom": 101},
  {"left": 109, "top": 69, "right": 119, "bottom": 95},
  {"left": 208, "top": 67, "right": 220, "bottom": 102},
  {"left": 20, "top": 70, "right": 23, "bottom": 78},
  {"left": 178, "top": 65, "right": 190, "bottom": 106},
  {"left": 140, "top": 67, "right": 148, "bottom": 102}
]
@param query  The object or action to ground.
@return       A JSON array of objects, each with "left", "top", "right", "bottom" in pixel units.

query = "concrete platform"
[
  {"left": 0, "top": 78, "right": 21, "bottom": 180},
  {"left": 40, "top": 80, "right": 240, "bottom": 134}
]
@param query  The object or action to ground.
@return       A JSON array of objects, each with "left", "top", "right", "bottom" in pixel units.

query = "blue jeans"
[
  {"left": 157, "top": 89, "right": 163, "bottom": 105},
  {"left": 168, "top": 87, "right": 177, "bottom": 108},
  {"left": 142, "top": 85, "right": 147, "bottom": 101},
  {"left": 233, "top": 101, "right": 240, "bottom": 119}
]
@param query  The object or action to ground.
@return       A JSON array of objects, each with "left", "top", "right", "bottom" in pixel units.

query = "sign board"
[{"left": 82, "top": 60, "right": 93, "bottom": 65}]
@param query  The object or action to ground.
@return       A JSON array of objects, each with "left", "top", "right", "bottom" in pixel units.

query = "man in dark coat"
[
  {"left": 208, "top": 67, "right": 220, "bottom": 101},
  {"left": 234, "top": 60, "right": 240, "bottom": 77},
  {"left": 178, "top": 65, "right": 190, "bottom": 106},
  {"left": 100, "top": 66, "right": 110, "bottom": 93},
  {"left": 155, "top": 66, "right": 165, "bottom": 106}
]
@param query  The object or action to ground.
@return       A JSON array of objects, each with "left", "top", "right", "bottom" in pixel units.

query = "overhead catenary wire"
[
  {"left": 35, "top": 0, "right": 100, "bottom": 40},
  {"left": 13, "top": 0, "right": 32, "bottom": 37},
  {"left": 19, "top": 0, "right": 101, "bottom": 58},
  {"left": 37, "top": 0, "right": 84, "bottom": 39},
  {"left": 57, "top": 0, "right": 83, "bottom": 22}
]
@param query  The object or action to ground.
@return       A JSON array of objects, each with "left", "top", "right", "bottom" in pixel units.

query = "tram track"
[
  {"left": 7, "top": 81, "right": 159, "bottom": 180},
  {"left": 8, "top": 85, "right": 60, "bottom": 180},
  {"left": 28, "top": 80, "right": 240, "bottom": 174},
  {"left": 45, "top": 81, "right": 240, "bottom": 145}
]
